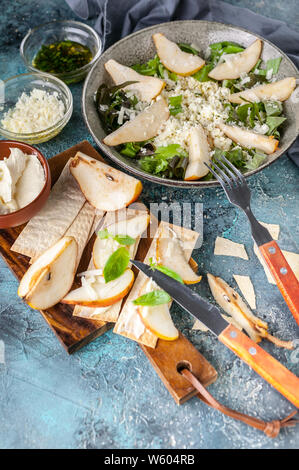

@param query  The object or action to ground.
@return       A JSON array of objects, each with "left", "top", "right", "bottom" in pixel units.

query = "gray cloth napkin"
[{"left": 65, "top": 0, "right": 299, "bottom": 166}]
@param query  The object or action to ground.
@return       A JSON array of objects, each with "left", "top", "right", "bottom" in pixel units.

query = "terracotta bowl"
[{"left": 0, "top": 140, "right": 51, "bottom": 228}]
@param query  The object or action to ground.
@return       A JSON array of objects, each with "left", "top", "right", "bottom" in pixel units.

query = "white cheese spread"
[{"left": 0, "top": 147, "right": 45, "bottom": 214}]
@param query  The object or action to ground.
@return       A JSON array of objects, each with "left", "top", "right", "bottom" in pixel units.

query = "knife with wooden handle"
[
  {"left": 131, "top": 260, "right": 299, "bottom": 408},
  {"left": 245, "top": 209, "right": 299, "bottom": 326}
]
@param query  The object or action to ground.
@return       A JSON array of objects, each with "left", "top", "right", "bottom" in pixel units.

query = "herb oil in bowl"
[{"left": 33, "top": 40, "right": 92, "bottom": 75}]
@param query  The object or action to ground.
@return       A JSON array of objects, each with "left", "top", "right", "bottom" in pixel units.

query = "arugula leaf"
[
  {"left": 209, "top": 41, "right": 244, "bottom": 66},
  {"left": 264, "top": 101, "right": 283, "bottom": 117},
  {"left": 192, "top": 63, "right": 214, "bottom": 82},
  {"left": 245, "top": 152, "right": 266, "bottom": 170},
  {"left": 120, "top": 142, "right": 144, "bottom": 158},
  {"left": 266, "top": 57, "right": 282, "bottom": 75},
  {"left": 266, "top": 116, "right": 286, "bottom": 135},
  {"left": 149, "top": 258, "right": 184, "bottom": 284},
  {"left": 168, "top": 95, "right": 183, "bottom": 115},
  {"left": 178, "top": 43, "right": 200, "bottom": 55},
  {"left": 132, "top": 290, "right": 171, "bottom": 306},
  {"left": 97, "top": 229, "right": 135, "bottom": 246},
  {"left": 236, "top": 104, "right": 251, "bottom": 124},
  {"left": 103, "top": 247, "right": 130, "bottom": 283},
  {"left": 139, "top": 144, "right": 188, "bottom": 178},
  {"left": 132, "top": 54, "right": 177, "bottom": 81}
]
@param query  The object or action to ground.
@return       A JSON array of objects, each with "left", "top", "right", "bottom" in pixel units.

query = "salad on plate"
[{"left": 95, "top": 33, "right": 296, "bottom": 181}]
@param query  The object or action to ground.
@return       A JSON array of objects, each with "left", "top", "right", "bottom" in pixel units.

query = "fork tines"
[{"left": 204, "top": 154, "right": 244, "bottom": 188}]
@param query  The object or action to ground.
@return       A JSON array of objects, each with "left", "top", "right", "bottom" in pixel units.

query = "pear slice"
[
  {"left": 103, "top": 97, "right": 169, "bottom": 146},
  {"left": 153, "top": 33, "right": 205, "bottom": 77},
  {"left": 70, "top": 152, "right": 142, "bottom": 211},
  {"left": 184, "top": 125, "right": 210, "bottom": 180},
  {"left": 156, "top": 226, "right": 202, "bottom": 284},
  {"left": 18, "top": 236, "right": 78, "bottom": 310},
  {"left": 136, "top": 279, "right": 179, "bottom": 341},
  {"left": 207, "top": 274, "right": 293, "bottom": 349},
  {"left": 219, "top": 123, "right": 279, "bottom": 154},
  {"left": 153, "top": 33, "right": 205, "bottom": 76},
  {"left": 229, "top": 77, "right": 296, "bottom": 104},
  {"left": 208, "top": 39, "right": 262, "bottom": 80},
  {"left": 105, "top": 59, "right": 165, "bottom": 102},
  {"left": 62, "top": 268, "right": 134, "bottom": 307},
  {"left": 207, "top": 273, "right": 266, "bottom": 343},
  {"left": 93, "top": 213, "right": 150, "bottom": 269}
]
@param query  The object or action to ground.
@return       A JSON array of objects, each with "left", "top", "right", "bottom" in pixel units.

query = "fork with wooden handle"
[{"left": 204, "top": 155, "right": 299, "bottom": 326}]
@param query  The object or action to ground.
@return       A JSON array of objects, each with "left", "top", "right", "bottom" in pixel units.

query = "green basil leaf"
[
  {"left": 97, "top": 229, "right": 110, "bottom": 239},
  {"left": 132, "top": 290, "right": 171, "bottom": 306},
  {"left": 103, "top": 247, "right": 130, "bottom": 283},
  {"left": 113, "top": 234, "right": 135, "bottom": 246},
  {"left": 149, "top": 259, "right": 184, "bottom": 284}
]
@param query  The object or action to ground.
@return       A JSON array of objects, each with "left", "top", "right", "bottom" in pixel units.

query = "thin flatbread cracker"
[
  {"left": 11, "top": 161, "right": 86, "bottom": 259},
  {"left": 258, "top": 221, "right": 280, "bottom": 240},
  {"left": 214, "top": 236, "right": 248, "bottom": 260},
  {"left": 64, "top": 202, "right": 97, "bottom": 267},
  {"left": 233, "top": 274, "right": 256, "bottom": 309},
  {"left": 73, "top": 206, "right": 148, "bottom": 322},
  {"left": 114, "top": 221, "right": 199, "bottom": 348}
]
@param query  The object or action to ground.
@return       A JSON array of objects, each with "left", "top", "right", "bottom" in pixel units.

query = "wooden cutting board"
[{"left": 0, "top": 140, "right": 217, "bottom": 403}]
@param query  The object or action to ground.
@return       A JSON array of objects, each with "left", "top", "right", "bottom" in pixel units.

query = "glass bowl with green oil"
[{"left": 20, "top": 20, "right": 102, "bottom": 84}]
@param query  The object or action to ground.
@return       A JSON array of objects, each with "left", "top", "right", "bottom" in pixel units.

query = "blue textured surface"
[{"left": 0, "top": 0, "right": 299, "bottom": 449}]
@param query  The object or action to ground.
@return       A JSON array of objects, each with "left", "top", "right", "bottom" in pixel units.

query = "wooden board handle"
[
  {"left": 141, "top": 332, "right": 217, "bottom": 405},
  {"left": 259, "top": 240, "right": 299, "bottom": 326},
  {"left": 219, "top": 324, "right": 299, "bottom": 408}
]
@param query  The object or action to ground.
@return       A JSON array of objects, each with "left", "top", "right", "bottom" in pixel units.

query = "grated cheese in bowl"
[{"left": 1, "top": 88, "right": 65, "bottom": 134}]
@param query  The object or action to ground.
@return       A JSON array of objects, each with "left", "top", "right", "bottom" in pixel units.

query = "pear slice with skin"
[
  {"left": 18, "top": 236, "right": 78, "bottom": 310},
  {"left": 103, "top": 97, "right": 169, "bottom": 146},
  {"left": 153, "top": 33, "right": 205, "bottom": 76},
  {"left": 229, "top": 77, "right": 296, "bottom": 104},
  {"left": 93, "top": 213, "right": 150, "bottom": 270},
  {"left": 105, "top": 59, "right": 165, "bottom": 102},
  {"left": 184, "top": 125, "right": 210, "bottom": 181},
  {"left": 207, "top": 273, "right": 266, "bottom": 343},
  {"left": 136, "top": 279, "right": 179, "bottom": 341},
  {"left": 219, "top": 123, "right": 279, "bottom": 154},
  {"left": 207, "top": 274, "right": 293, "bottom": 349},
  {"left": 208, "top": 39, "right": 262, "bottom": 80},
  {"left": 156, "top": 226, "right": 202, "bottom": 284},
  {"left": 62, "top": 268, "right": 134, "bottom": 307},
  {"left": 70, "top": 152, "right": 142, "bottom": 211}
]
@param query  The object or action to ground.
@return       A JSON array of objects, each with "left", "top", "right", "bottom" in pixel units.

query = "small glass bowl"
[
  {"left": 20, "top": 20, "right": 102, "bottom": 84},
  {"left": 0, "top": 72, "right": 73, "bottom": 144}
]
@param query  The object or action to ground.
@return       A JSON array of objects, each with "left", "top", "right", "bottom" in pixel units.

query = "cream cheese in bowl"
[{"left": 0, "top": 147, "right": 45, "bottom": 214}]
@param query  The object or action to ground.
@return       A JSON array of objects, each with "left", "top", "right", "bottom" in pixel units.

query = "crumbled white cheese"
[
  {"left": 153, "top": 76, "right": 232, "bottom": 152},
  {"left": 1, "top": 88, "right": 65, "bottom": 133}
]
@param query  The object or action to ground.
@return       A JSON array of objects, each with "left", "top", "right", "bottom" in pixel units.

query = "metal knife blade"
[
  {"left": 131, "top": 260, "right": 299, "bottom": 408},
  {"left": 131, "top": 259, "right": 228, "bottom": 337}
]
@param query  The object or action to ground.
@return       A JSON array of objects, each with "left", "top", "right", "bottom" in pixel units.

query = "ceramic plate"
[{"left": 82, "top": 20, "right": 299, "bottom": 187}]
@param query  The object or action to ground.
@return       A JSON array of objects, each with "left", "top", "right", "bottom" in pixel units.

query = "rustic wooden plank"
[{"left": 0, "top": 141, "right": 111, "bottom": 354}]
